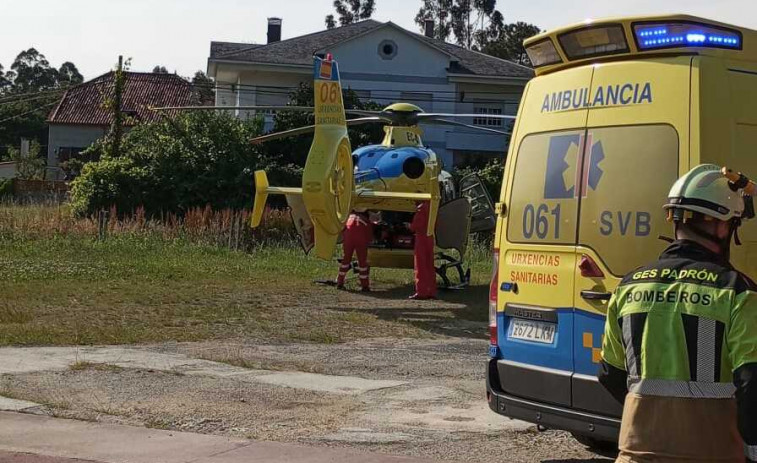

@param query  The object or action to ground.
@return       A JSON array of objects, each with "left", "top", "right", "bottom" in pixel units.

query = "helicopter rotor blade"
[
  {"left": 251, "top": 125, "right": 317, "bottom": 144},
  {"left": 151, "top": 105, "right": 316, "bottom": 113},
  {"left": 417, "top": 113, "right": 517, "bottom": 120},
  {"left": 421, "top": 118, "right": 511, "bottom": 136},
  {"left": 345, "top": 116, "right": 386, "bottom": 126},
  {"left": 250, "top": 117, "right": 384, "bottom": 144},
  {"left": 150, "top": 105, "right": 387, "bottom": 118}
]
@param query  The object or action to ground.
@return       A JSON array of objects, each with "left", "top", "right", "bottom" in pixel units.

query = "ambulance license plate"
[{"left": 508, "top": 319, "right": 556, "bottom": 344}]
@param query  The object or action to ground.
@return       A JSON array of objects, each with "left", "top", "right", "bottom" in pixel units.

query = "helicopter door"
[
  {"left": 286, "top": 195, "right": 315, "bottom": 254},
  {"left": 459, "top": 173, "right": 496, "bottom": 233}
]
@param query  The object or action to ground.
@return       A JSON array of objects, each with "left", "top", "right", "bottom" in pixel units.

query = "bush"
[{"left": 69, "top": 111, "right": 303, "bottom": 217}]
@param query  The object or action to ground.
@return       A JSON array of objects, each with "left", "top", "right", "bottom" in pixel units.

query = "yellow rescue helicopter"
[
  {"left": 248, "top": 54, "right": 514, "bottom": 287},
  {"left": 157, "top": 54, "right": 513, "bottom": 287}
]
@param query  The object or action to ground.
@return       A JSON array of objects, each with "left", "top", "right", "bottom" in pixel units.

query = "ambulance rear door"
[
  {"left": 571, "top": 57, "right": 691, "bottom": 416},
  {"left": 496, "top": 65, "right": 594, "bottom": 408}
]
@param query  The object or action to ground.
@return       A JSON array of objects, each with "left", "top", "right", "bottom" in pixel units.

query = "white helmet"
[{"left": 664, "top": 164, "right": 745, "bottom": 222}]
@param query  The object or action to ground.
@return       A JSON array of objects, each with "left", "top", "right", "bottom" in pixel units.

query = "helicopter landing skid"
[{"left": 436, "top": 254, "right": 470, "bottom": 290}]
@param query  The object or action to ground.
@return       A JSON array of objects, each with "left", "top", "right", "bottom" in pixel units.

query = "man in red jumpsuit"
[
  {"left": 336, "top": 209, "right": 372, "bottom": 291},
  {"left": 409, "top": 201, "right": 437, "bottom": 300}
]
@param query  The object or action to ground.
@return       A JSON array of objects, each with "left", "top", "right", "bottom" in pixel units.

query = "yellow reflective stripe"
[{"left": 628, "top": 377, "right": 735, "bottom": 398}]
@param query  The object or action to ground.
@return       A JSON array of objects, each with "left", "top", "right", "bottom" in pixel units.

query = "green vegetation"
[
  {"left": 69, "top": 84, "right": 383, "bottom": 217},
  {"left": 70, "top": 111, "right": 272, "bottom": 216},
  {"left": 0, "top": 204, "right": 492, "bottom": 347},
  {"left": 0, "top": 49, "right": 83, "bottom": 158}
]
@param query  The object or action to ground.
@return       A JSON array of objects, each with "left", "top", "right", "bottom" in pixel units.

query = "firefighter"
[
  {"left": 599, "top": 164, "right": 757, "bottom": 462},
  {"left": 336, "top": 209, "right": 372, "bottom": 291},
  {"left": 409, "top": 201, "right": 437, "bottom": 300}
]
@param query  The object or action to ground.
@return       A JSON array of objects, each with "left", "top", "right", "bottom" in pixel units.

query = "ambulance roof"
[{"left": 525, "top": 14, "right": 757, "bottom": 76}]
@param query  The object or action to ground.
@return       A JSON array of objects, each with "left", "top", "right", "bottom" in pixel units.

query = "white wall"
[
  {"left": 47, "top": 124, "right": 107, "bottom": 180},
  {"left": 0, "top": 162, "right": 16, "bottom": 179},
  {"left": 331, "top": 26, "right": 450, "bottom": 78},
  {"left": 235, "top": 70, "right": 308, "bottom": 130}
]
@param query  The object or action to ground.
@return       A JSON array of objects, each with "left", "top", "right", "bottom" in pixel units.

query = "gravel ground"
[{"left": 0, "top": 336, "right": 614, "bottom": 463}]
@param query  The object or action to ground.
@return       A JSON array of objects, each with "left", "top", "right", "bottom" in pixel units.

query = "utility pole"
[{"left": 110, "top": 55, "right": 124, "bottom": 157}]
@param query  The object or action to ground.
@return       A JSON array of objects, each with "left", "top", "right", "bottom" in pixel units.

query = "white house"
[{"left": 207, "top": 18, "right": 533, "bottom": 168}]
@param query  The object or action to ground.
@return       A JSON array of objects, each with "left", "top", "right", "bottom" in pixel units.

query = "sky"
[{"left": 2, "top": 0, "right": 757, "bottom": 80}]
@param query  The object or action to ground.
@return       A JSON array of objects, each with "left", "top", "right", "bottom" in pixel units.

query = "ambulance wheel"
[{"left": 570, "top": 433, "right": 618, "bottom": 455}]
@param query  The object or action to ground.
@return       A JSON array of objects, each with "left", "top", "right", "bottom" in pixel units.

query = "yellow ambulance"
[{"left": 486, "top": 14, "right": 757, "bottom": 448}]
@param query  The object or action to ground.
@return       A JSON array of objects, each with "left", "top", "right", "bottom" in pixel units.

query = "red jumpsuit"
[
  {"left": 336, "top": 212, "right": 372, "bottom": 291},
  {"left": 410, "top": 201, "right": 437, "bottom": 299}
]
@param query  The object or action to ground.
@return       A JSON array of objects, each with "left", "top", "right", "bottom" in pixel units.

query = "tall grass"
[{"left": 0, "top": 202, "right": 297, "bottom": 250}]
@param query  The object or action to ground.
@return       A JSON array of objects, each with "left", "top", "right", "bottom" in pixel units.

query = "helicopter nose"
[{"left": 403, "top": 157, "right": 425, "bottom": 179}]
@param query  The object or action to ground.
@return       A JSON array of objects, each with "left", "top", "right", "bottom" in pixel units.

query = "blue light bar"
[{"left": 633, "top": 22, "right": 742, "bottom": 51}]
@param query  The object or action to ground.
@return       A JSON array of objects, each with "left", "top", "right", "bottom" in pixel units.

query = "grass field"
[{"left": 0, "top": 204, "right": 492, "bottom": 346}]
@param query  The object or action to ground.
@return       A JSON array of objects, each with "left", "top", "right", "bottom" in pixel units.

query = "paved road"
[
  {"left": 0, "top": 411, "right": 449, "bottom": 463},
  {"left": 0, "top": 452, "right": 100, "bottom": 463}
]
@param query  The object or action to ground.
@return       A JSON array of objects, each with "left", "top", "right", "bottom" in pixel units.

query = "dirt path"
[{"left": 0, "top": 338, "right": 612, "bottom": 463}]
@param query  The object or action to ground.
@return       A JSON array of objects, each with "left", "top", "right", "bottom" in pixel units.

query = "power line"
[
  {"left": 0, "top": 92, "right": 65, "bottom": 107},
  {"left": 0, "top": 86, "right": 68, "bottom": 103},
  {"left": 0, "top": 101, "right": 58, "bottom": 124}
]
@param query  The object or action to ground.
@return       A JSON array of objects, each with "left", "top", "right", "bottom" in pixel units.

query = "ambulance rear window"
[
  {"left": 577, "top": 125, "right": 679, "bottom": 276},
  {"left": 507, "top": 130, "right": 583, "bottom": 245}
]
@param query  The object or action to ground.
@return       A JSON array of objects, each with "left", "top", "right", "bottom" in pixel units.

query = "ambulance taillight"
[{"left": 489, "top": 249, "right": 500, "bottom": 345}]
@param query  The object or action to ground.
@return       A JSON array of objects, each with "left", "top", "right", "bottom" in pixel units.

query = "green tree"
[
  {"left": 0, "top": 50, "right": 84, "bottom": 154},
  {"left": 9, "top": 48, "right": 59, "bottom": 92},
  {"left": 415, "top": 0, "right": 453, "bottom": 41},
  {"left": 58, "top": 62, "right": 83, "bottom": 86},
  {"left": 449, "top": 0, "right": 498, "bottom": 49},
  {"left": 482, "top": 21, "right": 542, "bottom": 66},
  {"left": 0, "top": 64, "right": 11, "bottom": 94},
  {"left": 325, "top": 0, "right": 376, "bottom": 29},
  {"left": 191, "top": 71, "right": 215, "bottom": 106},
  {"left": 152, "top": 65, "right": 169, "bottom": 74}
]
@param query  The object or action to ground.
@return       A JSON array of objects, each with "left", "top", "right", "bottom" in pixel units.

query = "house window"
[
  {"left": 57, "top": 147, "right": 85, "bottom": 163},
  {"left": 473, "top": 106, "right": 504, "bottom": 127},
  {"left": 378, "top": 40, "right": 398, "bottom": 60}
]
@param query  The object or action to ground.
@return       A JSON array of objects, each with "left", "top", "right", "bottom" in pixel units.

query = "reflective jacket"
[{"left": 599, "top": 240, "right": 757, "bottom": 462}]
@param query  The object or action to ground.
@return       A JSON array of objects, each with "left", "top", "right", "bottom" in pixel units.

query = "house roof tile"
[
  {"left": 47, "top": 72, "right": 193, "bottom": 126},
  {"left": 210, "top": 20, "right": 533, "bottom": 79}
]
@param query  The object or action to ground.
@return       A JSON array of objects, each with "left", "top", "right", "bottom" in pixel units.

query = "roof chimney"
[
  {"left": 424, "top": 19, "right": 434, "bottom": 38},
  {"left": 267, "top": 17, "right": 282, "bottom": 44}
]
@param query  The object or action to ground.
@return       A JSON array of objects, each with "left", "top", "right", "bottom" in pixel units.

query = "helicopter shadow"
[{"left": 332, "top": 282, "right": 490, "bottom": 340}]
